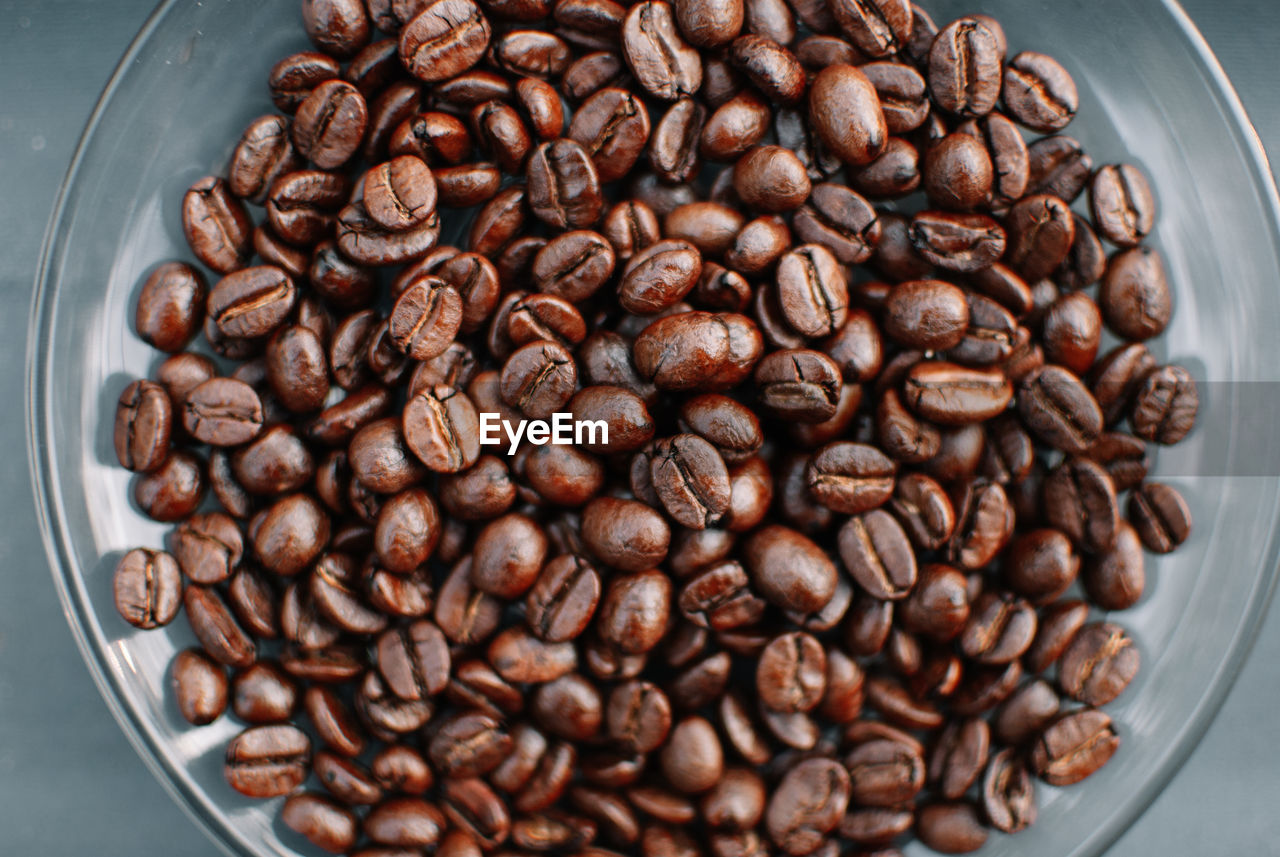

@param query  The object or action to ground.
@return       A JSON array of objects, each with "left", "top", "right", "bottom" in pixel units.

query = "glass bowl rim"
[{"left": 24, "top": 1, "right": 1280, "bottom": 856}]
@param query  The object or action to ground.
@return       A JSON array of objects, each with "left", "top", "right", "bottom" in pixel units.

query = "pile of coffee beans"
[{"left": 110, "top": 0, "right": 1201, "bottom": 853}]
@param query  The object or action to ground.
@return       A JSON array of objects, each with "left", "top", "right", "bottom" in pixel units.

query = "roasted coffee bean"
[
  {"left": 402, "top": 385, "right": 480, "bottom": 473},
  {"left": 809, "top": 64, "right": 887, "bottom": 167},
  {"left": 890, "top": 474, "right": 955, "bottom": 550},
  {"left": 1091, "top": 163, "right": 1156, "bottom": 248},
  {"left": 208, "top": 266, "right": 297, "bottom": 341},
  {"left": 224, "top": 724, "right": 311, "bottom": 798},
  {"left": 569, "top": 88, "right": 652, "bottom": 184},
  {"left": 182, "top": 176, "right": 252, "bottom": 274},
  {"left": 1059, "top": 621, "right": 1139, "bottom": 706},
  {"left": 532, "top": 230, "right": 616, "bottom": 303},
  {"left": 744, "top": 525, "right": 836, "bottom": 613},
  {"left": 700, "top": 91, "right": 771, "bottom": 162},
  {"left": 1026, "top": 135, "right": 1092, "bottom": 203},
  {"left": 959, "top": 591, "right": 1037, "bottom": 664},
  {"left": 376, "top": 620, "right": 450, "bottom": 700},
  {"left": 1089, "top": 346, "right": 1155, "bottom": 433},
  {"left": 500, "top": 340, "right": 578, "bottom": 419},
  {"left": 764, "top": 758, "right": 850, "bottom": 855},
  {"left": 1129, "top": 482, "right": 1192, "bottom": 553},
  {"left": 526, "top": 554, "right": 601, "bottom": 642},
  {"left": 603, "top": 201, "right": 662, "bottom": 263},
  {"left": 633, "top": 311, "right": 762, "bottom": 391},
  {"left": 620, "top": 239, "right": 703, "bottom": 315},
  {"left": 172, "top": 649, "right": 228, "bottom": 725},
  {"left": 929, "top": 17, "right": 1002, "bottom": 118},
  {"left": 924, "top": 132, "right": 993, "bottom": 211},
  {"left": 774, "top": 244, "right": 848, "bottom": 338},
  {"left": 806, "top": 441, "right": 895, "bottom": 515},
  {"left": 910, "top": 210, "right": 1005, "bottom": 274},
  {"left": 948, "top": 478, "right": 1013, "bottom": 569},
  {"left": 1030, "top": 708, "right": 1119, "bottom": 786},
  {"left": 1099, "top": 246, "right": 1172, "bottom": 342},
  {"left": 309, "top": 240, "right": 372, "bottom": 310},
  {"left": 1044, "top": 456, "right": 1120, "bottom": 555},
  {"left": 756, "top": 632, "right": 826, "bottom": 713},
  {"left": 1024, "top": 599, "right": 1089, "bottom": 675},
  {"left": 648, "top": 434, "right": 732, "bottom": 529},
  {"left": 232, "top": 660, "right": 299, "bottom": 724},
  {"left": 1018, "top": 365, "right": 1103, "bottom": 454},
  {"left": 364, "top": 796, "right": 449, "bottom": 848},
  {"left": 839, "top": 509, "right": 916, "bottom": 600},
  {"left": 469, "top": 512, "right": 547, "bottom": 599},
  {"left": 916, "top": 802, "right": 988, "bottom": 854},
  {"left": 527, "top": 139, "right": 605, "bottom": 230},
  {"left": 754, "top": 349, "right": 841, "bottom": 422},
  {"left": 661, "top": 716, "right": 723, "bottom": 793},
  {"left": 270, "top": 51, "right": 341, "bottom": 112},
  {"left": 904, "top": 362, "right": 1013, "bottom": 426},
  {"left": 1004, "top": 528, "right": 1079, "bottom": 604},
  {"left": 1042, "top": 291, "right": 1102, "bottom": 375},
  {"left": 623, "top": 1, "right": 703, "bottom": 100},
  {"left": 1131, "top": 364, "right": 1197, "bottom": 444},
  {"left": 1003, "top": 51, "right": 1077, "bottom": 132},
  {"left": 265, "top": 325, "right": 330, "bottom": 414},
  {"left": 898, "top": 562, "right": 968, "bottom": 643},
  {"left": 302, "top": 0, "right": 370, "bottom": 58},
  {"left": 1083, "top": 520, "right": 1145, "bottom": 610},
  {"left": 883, "top": 279, "right": 968, "bottom": 351},
  {"left": 399, "top": 0, "right": 492, "bottom": 83},
  {"left": 293, "top": 79, "right": 368, "bottom": 169},
  {"left": 582, "top": 496, "right": 670, "bottom": 572},
  {"left": 135, "top": 262, "right": 207, "bottom": 353},
  {"left": 113, "top": 548, "right": 182, "bottom": 630},
  {"left": 281, "top": 792, "right": 359, "bottom": 853},
  {"left": 338, "top": 202, "right": 442, "bottom": 267},
  {"left": 132, "top": 450, "right": 204, "bottom": 524},
  {"left": 114, "top": 380, "right": 173, "bottom": 473}
]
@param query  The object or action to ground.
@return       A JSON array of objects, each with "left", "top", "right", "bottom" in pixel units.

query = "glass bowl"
[{"left": 26, "top": 1, "right": 1280, "bottom": 856}]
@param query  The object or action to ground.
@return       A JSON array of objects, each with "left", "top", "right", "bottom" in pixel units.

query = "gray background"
[{"left": 1, "top": 0, "right": 1277, "bottom": 854}]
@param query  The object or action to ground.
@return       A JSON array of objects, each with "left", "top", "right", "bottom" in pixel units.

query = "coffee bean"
[
  {"left": 924, "top": 132, "right": 993, "bottom": 210},
  {"left": 806, "top": 441, "right": 895, "bottom": 515},
  {"left": 583, "top": 496, "right": 670, "bottom": 571},
  {"left": 930, "top": 718, "right": 990, "bottom": 800},
  {"left": 765, "top": 759, "right": 850, "bottom": 855},
  {"left": 172, "top": 649, "right": 228, "bottom": 725},
  {"left": 1129, "top": 481, "right": 1192, "bottom": 553},
  {"left": 1017, "top": 365, "right": 1103, "bottom": 454},
  {"left": 113, "top": 548, "right": 182, "bottom": 629},
  {"left": 959, "top": 591, "right": 1037, "bottom": 664},
  {"left": 1003, "top": 51, "right": 1077, "bottom": 132},
  {"left": 808, "top": 64, "right": 887, "bottom": 165},
  {"left": 1099, "top": 246, "right": 1172, "bottom": 341},
  {"left": 1043, "top": 456, "right": 1119, "bottom": 555},
  {"left": 1131, "top": 364, "right": 1198, "bottom": 444},
  {"left": 1004, "top": 528, "right": 1079, "bottom": 604},
  {"left": 224, "top": 724, "right": 311, "bottom": 798},
  {"left": 756, "top": 632, "right": 826, "bottom": 713},
  {"left": 623, "top": 1, "right": 703, "bottom": 100},
  {"left": 633, "top": 311, "right": 762, "bottom": 391},
  {"left": 1091, "top": 163, "right": 1156, "bottom": 248},
  {"left": 650, "top": 434, "right": 732, "bottom": 529},
  {"left": 1030, "top": 708, "right": 1119, "bottom": 786},
  {"left": 399, "top": 0, "right": 492, "bottom": 82},
  {"left": 915, "top": 802, "right": 988, "bottom": 855},
  {"left": 744, "top": 525, "right": 837, "bottom": 613},
  {"left": 904, "top": 362, "right": 1013, "bottom": 426},
  {"left": 364, "top": 155, "right": 437, "bottom": 231},
  {"left": 269, "top": 51, "right": 341, "bottom": 112},
  {"left": 1059, "top": 621, "right": 1139, "bottom": 706},
  {"left": 620, "top": 239, "right": 703, "bottom": 315},
  {"left": 182, "top": 176, "right": 252, "bottom": 274},
  {"left": 1024, "top": 598, "right": 1089, "bottom": 674},
  {"left": 376, "top": 620, "right": 450, "bottom": 700},
  {"left": 910, "top": 210, "right": 1005, "bottom": 273},
  {"left": 754, "top": 348, "right": 841, "bottom": 422},
  {"left": 402, "top": 385, "right": 480, "bottom": 473},
  {"left": 1083, "top": 520, "right": 1145, "bottom": 610},
  {"left": 838, "top": 509, "right": 917, "bottom": 600},
  {"left": 929, "top": 17, "right": 1003, "bottom": 118},
  {"left": 569, "top": 88, "right": 653, "bottom": 184}
]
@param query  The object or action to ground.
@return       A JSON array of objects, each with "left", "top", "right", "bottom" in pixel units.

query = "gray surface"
[{"left": 1, "top": 0, "right": 1278, "bottom": 854}]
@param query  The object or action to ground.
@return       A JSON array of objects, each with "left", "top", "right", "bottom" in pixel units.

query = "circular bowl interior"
[{"left": 27, "top": 1, "right": 1280, "bottom": 856}]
